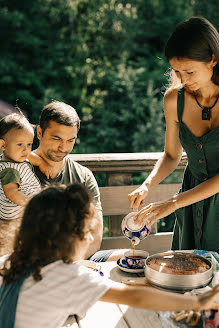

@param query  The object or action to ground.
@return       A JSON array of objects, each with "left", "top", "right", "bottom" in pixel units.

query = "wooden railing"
[{"left": 70, "top": 152, "right": 187, "bottom": 254}]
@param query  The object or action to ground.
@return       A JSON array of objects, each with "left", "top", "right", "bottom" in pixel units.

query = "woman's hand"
[
  {"left": 128, "top": 184, "right": 149, "bottom": 210},
  {"left": 134, "top": 196, "right": 178, "bottom": 228}
]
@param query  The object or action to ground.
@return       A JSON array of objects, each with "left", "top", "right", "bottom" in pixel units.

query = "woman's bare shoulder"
[
  {"left": 164, "top": 88, "right": 179, "bottom": 119},
  {"left": 164, "top": 88, "right": 178, "bottom": 103}
]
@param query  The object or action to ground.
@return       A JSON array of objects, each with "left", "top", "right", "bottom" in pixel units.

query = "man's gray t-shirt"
[{"left": 33, "top": 156, "right": 102, "bottom": 210}]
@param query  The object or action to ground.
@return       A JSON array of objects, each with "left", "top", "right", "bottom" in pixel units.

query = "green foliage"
[
  {"left": 1, "top": 0, "right": 217, "bottom": 147},
  {"left": 0, "top": 0, "right": 81, "bottom": 121},
  {"left": 0, "top": 0, "right": 218, "bottom": 234},
  {"left": 80, "top": 61, "right": 166, "bottom": 153},
  {"left": 193, "top": 0, "right": 219, "bottom": 29},
  {"left": 73, "top": 0, "right": 195, "bottom": 153}
]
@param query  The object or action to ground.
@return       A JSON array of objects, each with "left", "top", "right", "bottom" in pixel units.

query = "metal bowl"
[{"left": 145, "top": 251, "right": 213, "bottom": 292}]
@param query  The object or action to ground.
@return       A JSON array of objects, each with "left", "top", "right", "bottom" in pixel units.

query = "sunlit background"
[{"left": 1, "top": 0, "right": 218, "bottom": 234}]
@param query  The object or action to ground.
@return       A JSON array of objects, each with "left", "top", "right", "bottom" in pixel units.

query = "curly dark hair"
[{"left": 0, "top": 183, "right": 92, "bottom": 284}]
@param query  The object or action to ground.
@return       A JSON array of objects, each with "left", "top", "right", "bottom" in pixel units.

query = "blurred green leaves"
[{"left": 0, "top": 0, "right": 218, "bottom": 154}]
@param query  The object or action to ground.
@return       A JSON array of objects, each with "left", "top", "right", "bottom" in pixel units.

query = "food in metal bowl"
[
  {"left": 146, "top": 252, "right": 210, "bottom": 275},
  {"left": 145, "top": 251, "right": 213, "bottom": 291}
]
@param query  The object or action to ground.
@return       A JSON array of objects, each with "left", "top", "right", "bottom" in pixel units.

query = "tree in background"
[
  {"left": 0, "top": 0, "right": 217, "bottom": 155},
  {"left": 193, "top": 0, "right": 218, "bottom": 30},
  {"left": 74, "top": 0, "right": 194, "bottom": 153},
  {"left": 0, "top": 0, "right": 79, "bottom": 122},
  {"left": 1, "top": 0, "right": 218, "bottom": 233}
]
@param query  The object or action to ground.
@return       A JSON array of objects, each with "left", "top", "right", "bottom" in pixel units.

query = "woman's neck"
[{"left": 194, "top": 84, "right": 219, "bottom": 100}]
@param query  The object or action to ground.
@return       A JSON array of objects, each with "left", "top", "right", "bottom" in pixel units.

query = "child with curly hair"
[{"left": 0, "top": 183, "right": 218, "bottom": 328}]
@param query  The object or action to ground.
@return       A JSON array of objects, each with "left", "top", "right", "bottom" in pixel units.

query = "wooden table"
[
  {"left": 62, "top": 261, "right": 164, "bottom": 328},
  {"left": 62, "top": 257, "right": 216, "bottom": 328}
]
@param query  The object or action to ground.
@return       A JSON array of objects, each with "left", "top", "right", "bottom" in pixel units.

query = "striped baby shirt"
[{"left": 0, "top": 160, "right": 41, "bottom": 220}]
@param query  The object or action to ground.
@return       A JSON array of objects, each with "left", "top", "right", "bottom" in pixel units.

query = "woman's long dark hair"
[
  {"left": 165, "top": 17, "right": 219, "bottom": 86},
  {"left": 0, "top": 184, "right": 92, "bottom": 284}
]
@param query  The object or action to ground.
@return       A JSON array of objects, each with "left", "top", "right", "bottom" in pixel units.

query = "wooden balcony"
[{"left": 70, "top": 152, "right": 187, "bottom": 255}]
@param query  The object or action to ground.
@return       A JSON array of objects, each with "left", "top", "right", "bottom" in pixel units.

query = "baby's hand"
[
  {"left": 29, "top": 152, "right": 53, "bottom": 178},
  {"left": 39, "top": 162, "right": 53, "bottom": 179}
]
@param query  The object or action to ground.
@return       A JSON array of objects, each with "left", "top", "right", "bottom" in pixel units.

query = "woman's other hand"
[
  {"left": 128, "top": 184, "right": 149, "bottom": 210},
  {"left": 133, "top": 196, "right": 178, "bottom": 228}
]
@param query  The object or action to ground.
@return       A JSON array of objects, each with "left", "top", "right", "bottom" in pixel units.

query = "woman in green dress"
[{"left": 128, "top": 17, "right": 219, "bottom": 252}]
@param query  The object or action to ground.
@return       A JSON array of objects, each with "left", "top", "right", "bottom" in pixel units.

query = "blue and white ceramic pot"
[{"left": 121, "top": 212, "right": 150, "bottom": 245}]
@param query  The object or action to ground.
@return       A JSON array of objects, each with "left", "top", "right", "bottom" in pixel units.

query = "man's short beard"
[{"left": 46, "top": 151, "right": 68, "bottom": 162}]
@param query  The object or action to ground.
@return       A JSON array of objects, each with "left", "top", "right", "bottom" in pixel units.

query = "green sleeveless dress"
[{"left": 172, "top": 88, "right": 219, "bottom": 253}]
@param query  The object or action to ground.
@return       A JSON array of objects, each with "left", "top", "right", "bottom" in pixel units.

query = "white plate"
[
  {"left": 117, "top": 258, "right": 145, "bottom": 273},
  {"left": 74, "top": 260, "right": 104, "bottom": 276},
  {"left": 74, "top": 260, "right": 97, "bottom": 269}
]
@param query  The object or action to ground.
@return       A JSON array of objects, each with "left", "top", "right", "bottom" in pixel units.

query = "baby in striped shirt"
[{"left": 0, "top": 112, "right": 48, "bottom": 221}]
